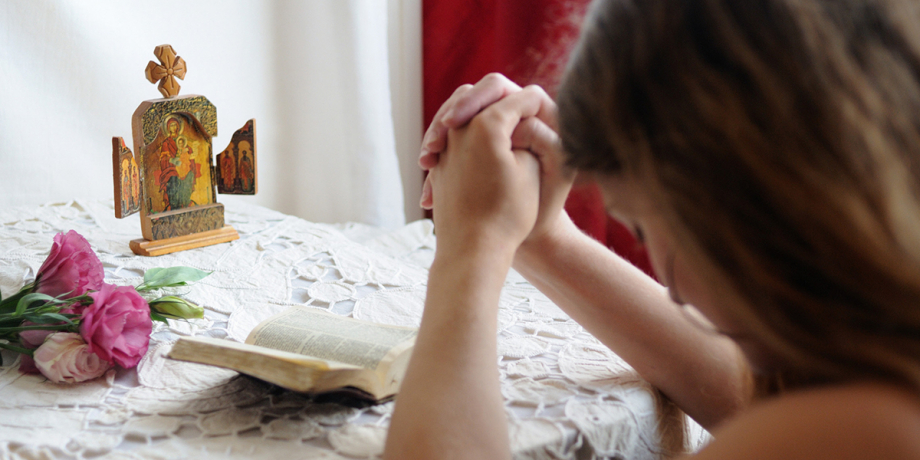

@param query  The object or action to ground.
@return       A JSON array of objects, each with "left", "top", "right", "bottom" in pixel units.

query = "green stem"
[
  {"left": 0, "top": 306, "right": 68, "bottom": 320},
  {"left": 0, "top": 318, "right": 26, "bottom": 328},
  {"left": 66, "top": 294, "right": 93, "bottom": 304},
  {"left": 0, "top": 341, "right": 34, "bottom": 356},
  {"left": 0, "top": 325, "right": 73, "bottom": 333},
  {"left": 0, "top": 302, "right": 76, "bottom": 325}
]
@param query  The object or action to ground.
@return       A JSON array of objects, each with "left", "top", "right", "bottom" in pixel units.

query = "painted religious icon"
[
  {"left": 144, "top": 114, "right": 215, "bottom": 213},
  {"left": 216, "top": 119, "right": 257, "bottom": 195},
  {"left": 112, "top": 137, "right": 141, "bottom": 218},
  {"left": 110, "top": 44, "right": 259, "bottom": 256}
]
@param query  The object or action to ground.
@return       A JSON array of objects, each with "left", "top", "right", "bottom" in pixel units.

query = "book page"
[{"left": 246, "top": 306, "right": 417, "bottom": 371}]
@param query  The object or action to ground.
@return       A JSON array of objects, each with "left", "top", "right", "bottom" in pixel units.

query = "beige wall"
[{"left": 0, "top": 0, "right": 422, "bottom": 227}]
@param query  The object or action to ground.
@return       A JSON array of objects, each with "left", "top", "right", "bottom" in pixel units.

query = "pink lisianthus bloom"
[
  {"left": 32, "top": 332, "right": 112, "bottom": 383},
  {"left": 36, "top": 230, "right": 104, "bottom": 298},
  {"left": 82, "top": 284, "right": 152, "bottom": 368},
  {"left": 17, "top": 328, "right": 54, "bottom": 374}
]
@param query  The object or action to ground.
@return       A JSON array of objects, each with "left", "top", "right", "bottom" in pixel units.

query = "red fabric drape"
[{"left": 422, "top": 0, "right": 655, "bottom": 278}]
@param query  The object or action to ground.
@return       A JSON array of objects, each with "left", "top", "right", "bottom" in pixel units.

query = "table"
[{"left": 0, "top": 200, "right": 707, "bottom": 459}]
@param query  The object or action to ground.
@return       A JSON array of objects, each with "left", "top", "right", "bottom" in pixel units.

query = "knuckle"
[
  {"left": 483, "top": 72, "right": 510, "bottom": 86},
  {"left": 522, "top": 84, "right": 549, "bottom": 98},
  {"left": 521, "top": 116, "right": 541, "bottom": 130},
  {"left": 453, "top": 84, "right": 473, "bottom": 95}
]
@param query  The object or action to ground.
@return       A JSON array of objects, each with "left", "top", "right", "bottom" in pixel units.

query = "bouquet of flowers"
[{"left": 0, "top": 230, "right": 209, "bottom": 383}]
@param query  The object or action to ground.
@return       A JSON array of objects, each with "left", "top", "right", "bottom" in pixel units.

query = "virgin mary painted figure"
[{"left": 158, "top": 118, "right": 202, "bottom": 210}]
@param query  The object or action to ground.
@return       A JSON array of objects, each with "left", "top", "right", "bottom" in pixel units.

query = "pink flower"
[
  {"left": 19, "top": 328, "right": 53, "bottom": 349},
  {"left": 16, "top": 300, "right": 86, "bottom": 374},
  {"left": 19, "top": 355, "right": 40, "bottom": 374},
  {"left": 36, "top": 230, "right": 104, "bottom": 298},
  {"left": 81, "top": 284, "right": 151, "bottom": 368},
  {"left": 17, "top": 327, "right": 55, "bottom": 374},
  {"left": 33, "top": 332, "right": 112, "bottom": 383}
]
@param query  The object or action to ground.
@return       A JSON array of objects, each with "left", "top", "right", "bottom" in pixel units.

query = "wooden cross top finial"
[{"left": 145, "top": 44, "right": 187, "bottom": 98}]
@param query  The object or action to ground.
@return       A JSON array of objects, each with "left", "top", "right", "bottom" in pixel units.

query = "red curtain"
[{"left": 423, "top": 0, "right": 655, "bottom": 278}]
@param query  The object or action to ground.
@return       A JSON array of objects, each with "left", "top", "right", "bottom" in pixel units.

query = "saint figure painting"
[
  {"left": 146, "top": 114, "right": 213, "bottom": 213},
  {"left": 110, "top": 44, "right": 258, "bottom": 256},
  {"left": 216, "top": 119, "right": 257, "bottom": 195}
]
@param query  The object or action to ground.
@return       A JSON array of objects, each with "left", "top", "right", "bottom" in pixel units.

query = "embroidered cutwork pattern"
[{"left": 0, "top": 200, "right": 708, "bottom": 459}]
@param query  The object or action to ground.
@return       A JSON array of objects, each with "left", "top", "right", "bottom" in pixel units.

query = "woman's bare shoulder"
[{"left": 689, "top": 383, "right": 920, "bottom": 460}]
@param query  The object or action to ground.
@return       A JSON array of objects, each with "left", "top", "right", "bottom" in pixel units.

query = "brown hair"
[{"left": 558, "top": 0, "right": 920, "bottom": 394}]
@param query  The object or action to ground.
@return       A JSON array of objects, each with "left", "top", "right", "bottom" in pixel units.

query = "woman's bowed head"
[{"left": 388, "top": 0, "right": 920, "bottom": 458}]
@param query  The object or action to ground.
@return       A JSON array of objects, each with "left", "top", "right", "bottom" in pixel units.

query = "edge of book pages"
[{"left": 167, "top": 306, "right": 417, "bottom": 403}]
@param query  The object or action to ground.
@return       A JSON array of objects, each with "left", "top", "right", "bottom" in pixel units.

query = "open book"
[{"left": 167, "top": 306, "right": 417, "bottom": 402}]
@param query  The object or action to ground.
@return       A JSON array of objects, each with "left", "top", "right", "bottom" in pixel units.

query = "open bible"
[{"left": 167, "top": 306, "right": 417, "bottom": 402}]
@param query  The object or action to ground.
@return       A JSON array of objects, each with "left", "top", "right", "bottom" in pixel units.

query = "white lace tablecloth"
[{"left": 0, "top": 200, "right": 707, "bottom": 460}]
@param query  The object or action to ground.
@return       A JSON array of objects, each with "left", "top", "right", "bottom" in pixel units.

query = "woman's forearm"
[
  {"left": 385, "top": 244, "right": 515, "bottom": 460},
  {"left": 514, "top": 215, "right": 749, "bottom": 430}
]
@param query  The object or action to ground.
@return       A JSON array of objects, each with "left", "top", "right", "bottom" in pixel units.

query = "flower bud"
[{"left": 149, "top": 296, "right": 204, "bottom": 320}]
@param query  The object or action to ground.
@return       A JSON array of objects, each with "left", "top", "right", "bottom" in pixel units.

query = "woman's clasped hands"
[{"left": 420, "top": 74, "right": 576, "bottom": 258}]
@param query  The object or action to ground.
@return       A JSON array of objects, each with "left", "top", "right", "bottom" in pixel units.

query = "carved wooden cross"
[{"left": 145, "top": 44, "right": 187, "bottom": 98}]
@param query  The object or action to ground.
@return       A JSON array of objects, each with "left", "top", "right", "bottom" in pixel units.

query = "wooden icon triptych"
[{"left": 112, "top": 45, "right": 257, "bottom": 256}]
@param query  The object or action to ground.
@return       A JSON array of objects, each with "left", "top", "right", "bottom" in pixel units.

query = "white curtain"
[{"left": 0, "top": 0, "right": 421, "bottom": 228}]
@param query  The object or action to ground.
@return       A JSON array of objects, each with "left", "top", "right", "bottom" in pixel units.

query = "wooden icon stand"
[
  {"left": 130, "top": 225, "right": 240, "bottom": 257},
  {"left": 112, "top": 45, "right": 257, "bottom": 256}
]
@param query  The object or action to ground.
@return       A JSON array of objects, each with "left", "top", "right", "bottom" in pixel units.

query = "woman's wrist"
[
  {"left": 434, "top": 227, "right": 520, "bottom": 268},
  {"left": 426, "top": 239, "right": 516, "bottom": 320},
  {"left": 514, "top": 213, "right": 579, "bottom": 272}
]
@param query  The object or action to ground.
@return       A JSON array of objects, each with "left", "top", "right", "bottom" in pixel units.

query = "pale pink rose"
[
  {"left": 82, "top": 284, "right": 151, "bottom": 368},
  {"left": 33, "top": 332, "right": 112, "bottom": 383},
  {"left": 17, "top": 302, "right": 85, "bottom": 374},
  {"left": 19, "top": 301, "right": 84, "bottom": 347},
  {"left": 36, "top": 230, "right": 104, "bottom": 298}
]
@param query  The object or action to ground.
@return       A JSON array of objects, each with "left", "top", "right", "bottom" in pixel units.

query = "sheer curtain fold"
[
  {"left": 0, "top": 0, "right": 416, "bottom": 228},
  {"left": 273, "top": 0, "right": 407, "bottom": 228}
]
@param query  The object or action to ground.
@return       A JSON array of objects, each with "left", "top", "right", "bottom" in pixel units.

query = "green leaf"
[
  {"left": 22, "top": 314, "right": 53, "bottom": 324},
  {"left": 141, "top": 267, "right": 211, "bottom": 290},
  {"left": 0, "top": 282, "right": 35, "bottom": 314},
  {"left": 14, "top": 293, "right": 55, "bottom": 317},
  {"left": 20, "top": 311, "right": 76, "bottom": 330},
  {"left": 38, "top": 313, "right": 76, "bottom": 326},
  {"left": 150, "top": 310, "right": 170, "bottom": 324}
]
